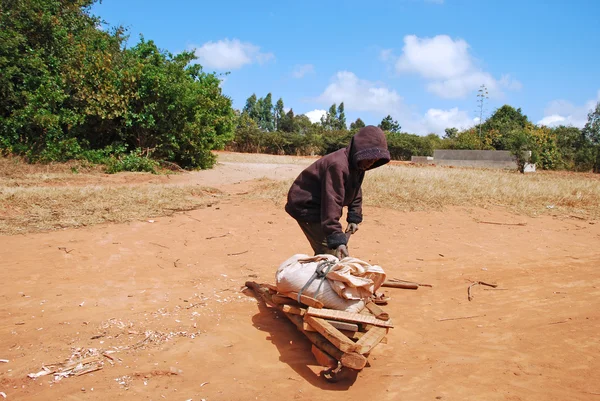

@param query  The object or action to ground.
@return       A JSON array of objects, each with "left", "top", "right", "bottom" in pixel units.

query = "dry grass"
[
  {"left": 0, "top": 184, "right": 220, "bottom": 235},
  {"left": 247, "top": 164, "right": 600, "bottom": 219},
  {"left": 215, "top": 151, "right": 316, "bottom": 165},
  {"left": 0, "top": 157, "right": 221, "bottom": 235}
]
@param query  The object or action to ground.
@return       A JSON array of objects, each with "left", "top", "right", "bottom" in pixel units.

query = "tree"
[
  {"left": 337, "top": 102, "right": 346, "bottom": 130},
  {"left": 506, "top": 129, "right": 539, "bottom": 173},
  {"left": 320, "top": 103, "right": 339, "bottom": 130},
  {"left": 259, "top": 93, "right": 274, "bottom": 131},
  {"left": 483, "top": 105, "right": 530, "bottom": 149},
  {"left": 350, "top": 118, "right": 366, "bottom": 130},
  {"left": 243, "top": 94, "right": 259, "bottom": 120},
  {"left": 582, "top": 101, "right": 600, "bottom": 172},
  {"left": 444, "top": 127, "right": 458, "bottom": 139},
  {"left": 280, "top": 109, "right": 295, "bottom": 133},
  {"left": 379, "top": 115, "right": 401, "bottom": 133},
  {"left": 274, "top": 98, "right": 285, "bottom": 131}
]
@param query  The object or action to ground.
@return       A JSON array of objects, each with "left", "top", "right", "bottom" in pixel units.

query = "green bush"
[
  {"left": 0, "top": 0, "right": 235, "bottom": 170},
  {"left": 105, "top": 149, "right": 159, "bottom": 174}
]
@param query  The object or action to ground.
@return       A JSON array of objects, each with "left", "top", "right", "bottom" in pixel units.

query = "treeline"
[
  {"left": 227, "top": 93, "right": 600, "bottom": 172},
  {"left": 1, "top": 1, "right": 598, "bottom": 173},
  {"left": 0, "top": 0, "right": 235, "bottom": 170}
]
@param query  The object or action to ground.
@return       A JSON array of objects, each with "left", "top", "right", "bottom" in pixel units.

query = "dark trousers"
[{"left": 297, "top": 221, "right": 350, "bottom": 256}]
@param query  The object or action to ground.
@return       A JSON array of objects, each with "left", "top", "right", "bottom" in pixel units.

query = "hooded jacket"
[{"left": 285, "top": 126, "right": 391, "bottom": 249}]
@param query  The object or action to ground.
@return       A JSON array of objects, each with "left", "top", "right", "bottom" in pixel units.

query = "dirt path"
[{"left": 1, "top": 162, "right": 599, "bottom": 400}]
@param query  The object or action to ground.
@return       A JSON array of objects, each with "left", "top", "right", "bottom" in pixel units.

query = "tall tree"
[
  {"left": 280, "top": 108, "right": 295, "bottom": 133},
  {"left": 320, "top": 103, "right": 339, "bottom": 130},
  {"left": 582, "top": 101, "right": 600, "bottom": 173},
  {"left": 337, "top": 102, "right": 346, "bottom": 130},
  {"left": 444, "top": 127, "right": 458, "bottom": 139},
  {"left": 350, "top": 118, "right": 366, "bottom": 130},
  {"left": 379, "top": 115, "right": 401, "bottom": 132},
  {"left": 259, "top": 93, "right": 274, "bottom": 131},
  {"left": 274, "top": 98, "right": 285, "bottom": 131},
  {"left": 243, "top": 94, "right": 258, "bottom": 120}
]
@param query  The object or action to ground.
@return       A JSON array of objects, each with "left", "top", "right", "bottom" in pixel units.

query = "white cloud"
[
  {"left": 317, "top": 71, "right": 403, "bottom": 115},
  {"left": 304, "top": 109, "right": 327, "bottom": 124},
  {"left": 292, "top": 64, "right": 315, "bottom": 79},
  {"left": 193, "top": 39, "right": 274, "bottom": 70},
  {"left": 537, "top": 90, "right": 600, "bottom": 128},
  {"left": 393, "top": 35, "right": 521, "bottom": 99},
  {"left": 314, "top": 70, "right": 474, "bottom": 135},
  {"left": 419, "top": 108, "right": 475, "bottom": 134}
]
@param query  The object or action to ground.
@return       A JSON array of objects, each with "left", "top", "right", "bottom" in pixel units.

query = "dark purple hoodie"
[{"left": 285, "top": 126, "right": 391, "bottom": 249}]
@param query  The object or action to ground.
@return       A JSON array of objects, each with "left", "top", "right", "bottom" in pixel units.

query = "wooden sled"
[{"left": 245, "top": 281, "right": 393, "bottom": 382}]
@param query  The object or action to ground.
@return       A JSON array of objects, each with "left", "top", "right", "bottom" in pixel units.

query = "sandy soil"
[{"left": 1, "top": 161, "right": 599, "bottom": 401}]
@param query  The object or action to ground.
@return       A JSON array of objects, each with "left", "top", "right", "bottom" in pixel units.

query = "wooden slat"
[
  {"left": 307, "top": 307, "right": 394, "bottom": 328},
  {"left": 281, "top": 292, "right": 324, "bottom": 309},
  {"left": 354, "top": 327, "right": 388, "bottom": 354},
  {"left": 304, "top": 316, "right": 357, "bottom": 353},
  {"left": 272, "top": 294, "right": 299, "bottom": 306},
  {"left": 303, "top": 320, "right": 358, "bottom": 333},
  {"left": 283, "top": 313, "right": 367, "bottom": 370},
  {"left": 365, "top": 302, "right": 389, "bottom": 321},
  {"left": 281, "top": 304, "right": 305, "bottom": 316}
]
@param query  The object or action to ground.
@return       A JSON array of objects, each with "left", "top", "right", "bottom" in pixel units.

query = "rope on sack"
[{"left": 297, "top": 259, "right": 337, "bottom": 304}]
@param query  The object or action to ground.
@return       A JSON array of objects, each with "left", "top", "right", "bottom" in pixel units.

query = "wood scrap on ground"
[{"left": 468, "top": 281, "right": 498, "bottom": 301}]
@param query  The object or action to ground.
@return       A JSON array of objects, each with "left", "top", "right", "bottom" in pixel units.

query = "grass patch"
[
  {"left": 215, "top": 151, "right": 316, "bottom": 165},
  {"left": 0, "top": 156, "right": 220, "bottom": 235},
  {"left": 0, "top": 184, "right": 220, "bottom": 235},
  {"left": 247, "top": 164, "right": 600, "bottom": 218}
]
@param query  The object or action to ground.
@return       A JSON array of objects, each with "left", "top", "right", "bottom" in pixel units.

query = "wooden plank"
[
  {"left": 304, "top": 316, "right": 357, "bottom": 353},
  {"left": 281, "top": 291, "right": 324, "bottom": 309},
  {"left": 311, "top": 345, "right": 337, "bottom": 368},
  {"left": 354, "top": 327, "right": 388, "bottom": 354},
  {"left": 307, "top": 307, "right": 394, "bottom": 328},
  {"left": 283, "top": 313, "right": 367, "bottom": 370},
  {"left": 365, "top": 302, "right": 389, "bottom": 321},
  {"left": 281, "top": 304, "right": 305, "bottom": 316},
  {"left": 272, "top": 294, "right": 300, "bottom": 306},
  {"left": 327, "top": 320, "right": 359, "bottom": 332},
  {"left": 303, "top": 320, "right": 358, "bottom": 333}
]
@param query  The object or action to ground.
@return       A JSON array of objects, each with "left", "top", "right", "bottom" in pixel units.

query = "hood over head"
[{"left": 348, "top": 125, "right": 391, "bottom": 170}]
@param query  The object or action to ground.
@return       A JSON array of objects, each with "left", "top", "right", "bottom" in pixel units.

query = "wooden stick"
[
  {"left": 365, "top": 302, "right": 389, "bottom": 321},
  {"left": 437, "top": 315, "right": 483, "bottom": 322},
  {"left": 304, "top": 316, "right": 357, "bottom": 353},
  {"left": 281, "top": 291, "right": 324, "bottom": 309},
  {"left": 476, "top": 220, "right": 526, "bottom": 226},
  {"left": 307, "top": 307, "right": 394, "bottom": 328},
  {"left": 382, "top": 281, "right": 418, "bottom": 290},
  {"left": 468, "top": 281, "right": 498, "bottom": 301},
  {"left": 354, "top": 327, "right": 388, "bottom": 354}
]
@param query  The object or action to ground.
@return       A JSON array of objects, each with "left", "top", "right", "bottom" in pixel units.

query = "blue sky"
[{"left": 93, "top": 0, "right": 600, "bottom": 134}]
